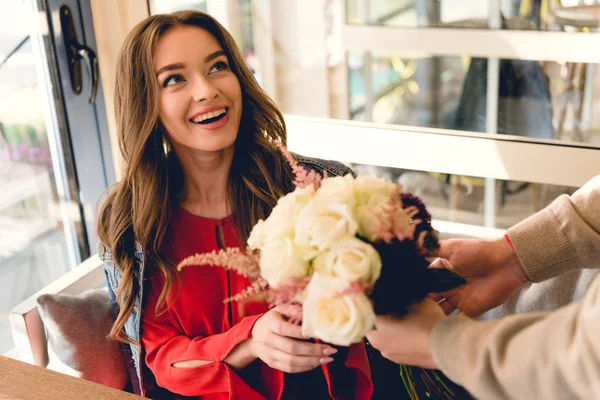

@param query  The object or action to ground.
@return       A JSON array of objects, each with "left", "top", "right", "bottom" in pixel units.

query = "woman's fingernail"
[
  {"left": 322, "top": 348, "right": 338, "bottom": 356},
  {"left": 320, "top": 357, "right": 334, "bottom": 365}
]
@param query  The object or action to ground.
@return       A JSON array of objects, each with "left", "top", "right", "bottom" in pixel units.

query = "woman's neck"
[{"left": 177, "top": 146, "right": 234, "bottom": 219}]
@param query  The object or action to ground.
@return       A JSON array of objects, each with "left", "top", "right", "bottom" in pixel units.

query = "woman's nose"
[{"left": 192, "top": 76, "right": 219, "bottom": 103}]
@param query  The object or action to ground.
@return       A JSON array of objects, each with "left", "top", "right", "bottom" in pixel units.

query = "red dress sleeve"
[{"left": 141, "top": 278, "right": 269, "bottom": 399}]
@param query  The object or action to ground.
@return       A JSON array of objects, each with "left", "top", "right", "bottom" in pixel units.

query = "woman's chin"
[{"left": 187, "top": 139, "right": 237, "bottom": 154}]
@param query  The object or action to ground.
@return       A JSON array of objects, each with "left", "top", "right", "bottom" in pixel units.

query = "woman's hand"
[
  {"left": 428, "top": 238, "right": 529, "bottom": 317},
  {"left": 250, "top": 306, "right": 337, "bottom": 373},
  {"left": 366, "top": 299, "right": 445, "bottom": 369}
]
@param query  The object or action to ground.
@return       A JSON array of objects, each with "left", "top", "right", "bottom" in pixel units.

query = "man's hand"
[
  {"left": 429, "top": 237, "right": 529, "bottom": 317},
  {"left": 366, "top": 299, "right": 445, "bottom": 369}
]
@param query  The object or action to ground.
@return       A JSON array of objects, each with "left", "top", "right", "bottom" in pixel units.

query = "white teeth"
[{"left": 191, "top": 108, "right": 227, "bottom": 123}]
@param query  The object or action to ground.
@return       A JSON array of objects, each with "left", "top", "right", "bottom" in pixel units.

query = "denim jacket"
[{"left": 100, "top": 155, "right": 355, "bottom": 395}]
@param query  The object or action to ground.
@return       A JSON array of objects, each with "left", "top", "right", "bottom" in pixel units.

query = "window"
[
  {"left": 0, "top": 1, "right": 76, "bottom": 355},
  {"left": 149, "top": 0, "right": 600, "bottom": 234},
  {"left": 1, "top": 0, "right": 112, "bottom": 356}
]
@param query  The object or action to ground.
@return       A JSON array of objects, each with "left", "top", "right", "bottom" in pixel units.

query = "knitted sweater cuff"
[{"left": 507, "top": 195, "right": 576, "bottom": 282}]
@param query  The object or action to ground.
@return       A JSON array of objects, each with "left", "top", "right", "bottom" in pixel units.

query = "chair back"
[{"left": 9, "top": 255, "right": 105, "bottom": 371}]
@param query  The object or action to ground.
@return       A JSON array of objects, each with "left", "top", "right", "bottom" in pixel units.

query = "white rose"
[
  {"left": 313, "top": 237, "right": 382, "bottom": 284},
  {"left": 301, "top": 274, "right": 376, "bottom": 346},
  {"left": 247, "top": 185, "right": 315, "bottom": 249},
  {"left": 353, "top": 175, "right": 398, "bottom": 205},
  {"left": 352, "top": 176, "right": 400, "bottom": 241},
  {"left": 259, "top": 237, "right": 310, "bottom": 288},
  {"left": 295, "top": 202, "right": 358, "bottom": 252},
  {"left": 247, "top": 219, "right": 268, "bottom": 249},
  {"left": 314, "top": 174, "right": 356, "bottom": 206},
  {"left": 355, "top": 194, "right": 394, "bottom": 241}
]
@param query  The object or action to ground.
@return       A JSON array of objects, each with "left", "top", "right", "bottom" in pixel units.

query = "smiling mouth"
[{"left": 190, "top": 108, "right": 228, "bottom": 125}]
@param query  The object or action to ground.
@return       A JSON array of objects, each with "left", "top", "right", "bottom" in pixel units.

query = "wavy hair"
[{"left": 97, "top": 10, "right": 294, "bottom": 344}]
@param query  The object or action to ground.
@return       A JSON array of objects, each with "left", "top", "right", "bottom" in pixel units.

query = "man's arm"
[
  {"left": 431, "top": 175, "right": 600, "bottom": 399},
  {"left": 509, "top": 175, "right": 600, "bottom": 282},
  {"left": 431, "top": 274, "right": 600, "bottom": 400}
]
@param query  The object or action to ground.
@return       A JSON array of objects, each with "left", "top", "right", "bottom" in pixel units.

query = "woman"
[{"left": 97, "top": 10, "right": 372, "bottom": 400}]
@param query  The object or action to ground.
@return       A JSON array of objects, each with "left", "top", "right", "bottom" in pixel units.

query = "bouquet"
[{"left": 177, "top": 147, "right": 466, "bottom": 347}]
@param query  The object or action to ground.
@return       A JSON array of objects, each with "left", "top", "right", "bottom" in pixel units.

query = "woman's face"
[{"left": 153, "top": 26, "right": 242, "bottom": 154}]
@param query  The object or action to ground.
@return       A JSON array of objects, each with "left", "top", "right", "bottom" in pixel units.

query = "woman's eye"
[
  {"left": 163, "top": 74, "right": 184, "bottom": 87},
  {"left": 209, "top": 61, "right": 229, "bottom": 74}
]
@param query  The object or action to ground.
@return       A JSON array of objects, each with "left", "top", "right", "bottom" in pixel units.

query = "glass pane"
[
  {"left": 0, "top": 1, "right": 82, "bottom": 355},
  {"left": 350, "top": 163, "right": 578, "bottom": 231},
  {"left": 346, "top": 0, "right": 492, "bottom": 28},
  {"left": 349, "top": 51, "right": 600, "bottom": 146},
  {"left": 345, "top": 0, "right": 600, "bottom": 29},
  {"left": 503, "top": 59, "right": 600, "bottom": 145},
  {"left": 151, "top": 0, "right": 208, "bottom": 14},
  {"left": 501, "top": 0, "right": 600, "bottom": 31},
  {"left": 348, "top": 52, "right": 475, "bottom": 130}
]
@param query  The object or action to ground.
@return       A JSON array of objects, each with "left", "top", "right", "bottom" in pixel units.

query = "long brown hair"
[{"left": 97, "top": 10, "right": 294, "bottom": 344}]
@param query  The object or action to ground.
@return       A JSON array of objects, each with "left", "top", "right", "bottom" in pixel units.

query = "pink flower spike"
[
  {"left": 224, "top": 280, "right": 269, "bottom": 303},
  {"left": 176, "top": 247, "right": 261, "bottom": 279},
  {"left": 269, "top": 277, "right": 311, "bottom": 307},
  {"left": 275, "top": 141, "right": 323, "bottom": 189}
]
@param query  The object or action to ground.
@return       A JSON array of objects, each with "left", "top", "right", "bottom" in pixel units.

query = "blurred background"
[{"left": 1, "top": 0, "right": 599, "bottom": 357}]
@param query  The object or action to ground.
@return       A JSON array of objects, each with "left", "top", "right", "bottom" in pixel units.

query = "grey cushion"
[{"left": 36, "top": 289, "right": 128, "bottom": 389}]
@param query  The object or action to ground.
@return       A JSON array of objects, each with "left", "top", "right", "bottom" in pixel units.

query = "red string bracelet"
[{"left": 504, "top": 233, "right": 515, "bottom": 250}]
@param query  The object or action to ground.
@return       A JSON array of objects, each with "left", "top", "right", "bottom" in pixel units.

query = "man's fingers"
[
  {"left": 365, "top": 329, "right": 384, "bottom": 350},
  {"left": 437, "top": 239, "right": 457, "bottom": 260},
  {"left": 428, "top": 257, "right": 455, "bottom": 272},
  {"left": 427, "top": 259, "right": 461, "bottom": 316},
  {"left": 435, "top": 297, "right": 457, "bottom": 315},
  {"left": 427, "top": 257, "right": 444, "bottom": 269},
  {"left": 429, "top": 291, "right": 461, "bottom": 315},
  {"left": 427, "top": 292, "right": 444, "bottom": 302},
  {"left": 372, "top": 314, "right": 400, "bottom": 331}
]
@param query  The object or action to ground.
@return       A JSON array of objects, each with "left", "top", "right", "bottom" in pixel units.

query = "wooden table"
[{"left": 0, "top": 356, "right": 142, "bottom": 399}]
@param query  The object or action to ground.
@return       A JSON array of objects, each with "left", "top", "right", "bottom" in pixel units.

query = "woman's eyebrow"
[
  {"left": 155, "top": 51, "right": 225, "bottom": 77},
  {"left": 205, "top": 50, "right": 226, "bottom": 63},
  {"left": 156, "top": 63, "right": 185, "bottom": 77}
]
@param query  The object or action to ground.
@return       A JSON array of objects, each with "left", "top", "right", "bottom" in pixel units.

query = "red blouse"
[{"left": 141, "top": 207, "right": 373, "bottom": 399}]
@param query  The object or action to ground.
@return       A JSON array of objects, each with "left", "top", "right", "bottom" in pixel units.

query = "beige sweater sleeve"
[
  {"left": 507, "top": 175, "right": 600, "bottom": 282},
  {"left": 430, "top": 175, "right": 600, "bottom": 400}
]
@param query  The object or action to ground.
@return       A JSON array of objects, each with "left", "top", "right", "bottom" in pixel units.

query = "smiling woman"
[
  {"left": 97, "top": 10, "right": 373, "bottom": 400},
  {"left": 154, "top": 28, "right": 242, "bottom": 154}
]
